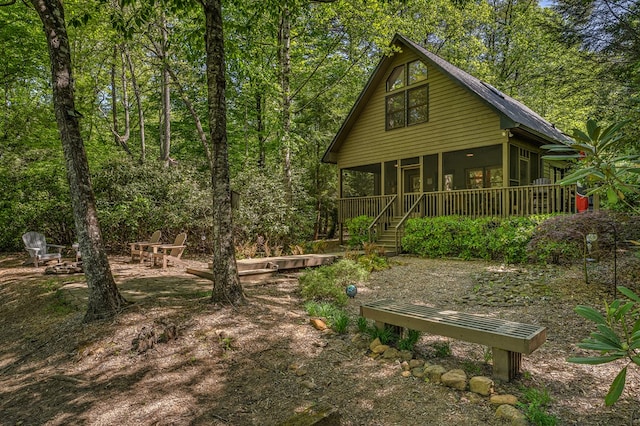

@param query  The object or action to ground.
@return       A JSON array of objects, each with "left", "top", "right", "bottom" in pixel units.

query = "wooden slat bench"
[{"left": 360, "top": 300, "right": 547, "bottom": 381}]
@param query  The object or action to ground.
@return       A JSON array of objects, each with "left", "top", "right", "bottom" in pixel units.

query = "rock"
[
  {"left": 424, "top": 365, "right": 447, "bottom": 383},
  {"left": 369, "top": 338, "right": 381, "bottom": 351},
  {"left": 399, "top": 350, "right": 414, "bottom": 361},
  {"left": 495, "top": 404, "right": 527, "bottom": 426},
  {"left": 490, "top": 394, "right": 519, "bottom": 406},
  {"left": 310, "top": 318, "right": 327, "bottom": 330},
  {"left": 372, "top": 344, "right": 389, "bottom": 354},
  {"left": 469, "top": 376, "right": 494, "bottom": 396},
  {"left": 441, "top": 369, "right": 467, "bottom": 391},
  {"left": 409, "top": 359, "right": 425, "bottom": 369},
  {"left": 400, "top": 361, "right": 410, "bottom": 371},
  {"left": 382, "top": 347, "right": 400, "bottom": 359},
  {"left": 411, "top": 368, "right": 425, "bottom": 378},
  {"left": 401, "top": 370, "right": 412, "bottom": 378}
]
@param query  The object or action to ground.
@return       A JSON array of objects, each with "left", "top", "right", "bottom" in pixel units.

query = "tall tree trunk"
[
  {"left": 202, "top": 0, "right": 245, "bottom": 306},
  {"left": 278, "top": 2, "right": 293, "bottom": 203},
  {"left": 256, "top": 91, "right": 265, "bottom": 168},
  {"left": 159, "top": 11, "right": 171, "bottom": 164},
  {"left": 124, "top": 46, "right": 145, "bottom": 163},
  {"left": 108, "top": 45, "right": 132, "bottom": 155},
  {"left": 31, "top": 0, "right": 127, "bottom": 322}
]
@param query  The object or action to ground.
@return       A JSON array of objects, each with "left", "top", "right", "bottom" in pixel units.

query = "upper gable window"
[
  {"left": 408, "top": 60, "right": 428, "bottom": 85},
  {"left": 386, "top": 65, "right": 405, "bottom": 91},
  {"left": 385, "top": 60, "right": 429, "bottom": 130}
]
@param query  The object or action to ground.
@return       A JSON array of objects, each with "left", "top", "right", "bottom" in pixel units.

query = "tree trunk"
[
  {"left": 31, "top": 0, "right": 127, "bottom": 322},
  {"left": 159, "top": 11, "right": 171, "bottom": 164},
  {"left": 124, "top": 46, "right": 146, "bottom": 164},
  {"left": 202, "top": 0, "right": 246, "bottom": 306},
  {"left": 278, "top": 2, "right": 293, "bottom": 203}
]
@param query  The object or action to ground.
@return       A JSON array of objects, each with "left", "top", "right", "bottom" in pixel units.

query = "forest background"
[{"left": 1, "top": 0, "right": 638, "bottom": 255}]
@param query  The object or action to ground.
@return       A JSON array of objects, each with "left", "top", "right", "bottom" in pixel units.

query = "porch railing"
[
  {"left": 395, "top": 194, "right": 425, "bottom": 253},
  {"left": 339, "top": 184, "right": 579, "bottom": 251},
  {"left": 339, "top": 184, "right": 578, "bottom": 223},
  {"left": 339, "top": 195, "right": 397, "bottom": 224},
  {"left": 368, "top": 195, "right": 397, "bottom": 243}
]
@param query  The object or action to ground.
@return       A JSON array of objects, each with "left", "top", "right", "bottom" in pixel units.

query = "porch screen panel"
[
  {"left": 384, "top": 161, "right": 398, "bottom": 195},
  {"left": 423, "top": 154, "right": 438, "bottom": 192},
  {"left": 341, "top": 163, "right": 381, "bottom": 197},
  {"left": 509, "top": 144, "right": 519, "bottom": 186}
]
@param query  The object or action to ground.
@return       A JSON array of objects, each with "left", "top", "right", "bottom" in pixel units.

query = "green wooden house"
[{"left": 322, "top": 34, "right": 581, "bottom": 253}]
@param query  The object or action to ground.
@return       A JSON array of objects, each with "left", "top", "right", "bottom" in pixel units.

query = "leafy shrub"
[
  {"left": 433, "top": 341, "right": 452, "bottom": 358},
  {"left": 402, "top": 215, "right": 539, "bottom": 263},
  {"left": 528, "top": 211, "right": 640, "bottom": 264},
  {"left": 397, "top": 329, "right": 421, "bottom": 351},
  {"left": 518, "top": 387, "right": 558, "bottom": 426},
  {"left": 304, "top": 301, "right": 350, "bottom": 333},
  {"left": 357, "top": 253, "right": 390, "bottom": 272},
  {"left": 299, "top": 259, "right": 368, "bottom": 306},
  {"left": 568, "top": 286, "right": 640, "bottom": 406},
  {"left": 345, "top": 215, "right": 373, "bottom": 248}
]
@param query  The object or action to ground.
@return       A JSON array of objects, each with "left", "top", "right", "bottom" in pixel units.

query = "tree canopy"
[{"left": 1, "top": 0, "right": 638, "bottom": 254}]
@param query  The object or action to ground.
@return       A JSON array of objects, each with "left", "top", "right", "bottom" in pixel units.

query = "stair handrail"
[
  {"left": 394, "top": 194, "right": 425, "bottom": 253},
  {"left": 368, "top": 195, "right": 397, "bottom": 243}
]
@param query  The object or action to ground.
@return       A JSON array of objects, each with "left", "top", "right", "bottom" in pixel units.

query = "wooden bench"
[{"left": 360, "top": 300, "right": 547, "bottom": 381}]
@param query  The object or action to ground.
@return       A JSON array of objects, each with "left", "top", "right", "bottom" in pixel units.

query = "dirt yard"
[{"left": 1, "top": 253, "right": 639, "bottom": 425}]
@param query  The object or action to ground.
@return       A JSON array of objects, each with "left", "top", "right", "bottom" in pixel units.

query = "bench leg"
[{"left": 492, "top": 348, "right": 522, "bottom": 382}]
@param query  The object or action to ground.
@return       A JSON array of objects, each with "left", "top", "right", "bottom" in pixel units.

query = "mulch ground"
[{"left": 1, "top": 252, "right": 639, "bottom": 425}]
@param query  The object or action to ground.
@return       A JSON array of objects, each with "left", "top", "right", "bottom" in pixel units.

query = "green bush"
[
  {"left": 345, "top": 215, "right": 373, "bottom": 248},
  {"left": 299, "top": 259, "right": 368, "bottom": 306},
  {"left": 518, "top": 387, "right": 558, "bottom": 425},
  {"left": 304, "top": 301, "right": 350, "bottom": 334},
  {"left": 401, "top": 215, "right": 539, "bottom": 263},
  {"left": 528, "top": 211, "right": 640, "bottom": 264},
  {"left": 397, "top": 329, "right": 421, "bottom": 351}
]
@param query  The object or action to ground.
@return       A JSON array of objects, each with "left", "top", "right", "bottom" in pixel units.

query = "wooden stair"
[{"left": 373, "top": 216, "right": 402, "bottom": 255}]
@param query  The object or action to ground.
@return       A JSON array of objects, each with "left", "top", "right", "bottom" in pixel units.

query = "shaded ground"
[{"left": 1, "top": 252, "right": 639, "bottom": 425}]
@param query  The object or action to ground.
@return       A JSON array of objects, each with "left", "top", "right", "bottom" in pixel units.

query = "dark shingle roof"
[
  {"left": 322, "top": 34, "right": 570, "bottom": 163},
  {"left": 399, "top": 35, "right": 570, "bottom": 144}
]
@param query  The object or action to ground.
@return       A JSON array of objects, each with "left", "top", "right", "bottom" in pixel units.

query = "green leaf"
[
  {"left": 577, "top": 339, "right": 622, "bottom": 351},
  {"left": 567, "top": 355, "right": 624, "bottom": 364},
  {"left": 605, "top": 367, "right": 627, "bottom": 406},
  {"left": 614, "top": 302, "right": 635, "bottom": 319},
  {"left": 575, "top": 305, "right": 607, "bottom": 325},
  {"left": 618, "top": 287, "right": 640, "bottom": 303},
  {"left": 586, "top": 119, "right": 601, "bottom": 141},
  {"left": 594, "top": 324, "right": 623, "bottom": 348}
]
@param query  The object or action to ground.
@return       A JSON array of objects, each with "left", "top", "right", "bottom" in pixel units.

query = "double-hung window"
[{"left": 385, "top": 60, "right": 429, "bottom": 130}]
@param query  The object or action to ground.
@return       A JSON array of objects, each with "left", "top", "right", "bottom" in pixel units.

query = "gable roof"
[{"left": 323, "top": 33, "right": 570, "bottom": 164}]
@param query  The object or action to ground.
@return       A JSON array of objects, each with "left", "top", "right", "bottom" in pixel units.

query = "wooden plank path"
[{"left": 187, "top": 254, "right": 337, "bottom": 284}]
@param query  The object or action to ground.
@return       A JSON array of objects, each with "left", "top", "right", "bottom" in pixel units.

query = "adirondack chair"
[
  {"left": 152, "top": 233, "right": 187, "bottom": 269},
  {"left": 129, "top": 231, "right": 162, "bottom": 263},
  {"left": 22, "top": 232, "right": 64, "bottom": 267}
]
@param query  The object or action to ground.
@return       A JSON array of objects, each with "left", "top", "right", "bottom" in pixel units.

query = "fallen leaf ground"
[{"left": 1, "top": 253, "right": 639, "bottom": 425}]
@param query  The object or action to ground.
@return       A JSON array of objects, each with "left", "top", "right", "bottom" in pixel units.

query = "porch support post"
[
  {"left": 338, "top": 167, "right": 343, "bottom": 245},
  {"left": 502, "top": 143, "right": 509, "bottom": 218},
  {"left": 437, "top": 152, "right": 443, "bottom": 216},
  {"left": 381, "top": 161, "right": 386, "bottom": 195},
  {"left": 396, "top": 159, "right": 401, "bottom": 214}
]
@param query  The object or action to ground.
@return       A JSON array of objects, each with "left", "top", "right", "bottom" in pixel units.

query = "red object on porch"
[{"left": 576, "top": 194, "right": 589, "bottom": 212}]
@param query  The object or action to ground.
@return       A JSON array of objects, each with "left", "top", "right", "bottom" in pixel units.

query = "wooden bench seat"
[{"left": 360, "top": 299, "right": 546, "bottom": 381}]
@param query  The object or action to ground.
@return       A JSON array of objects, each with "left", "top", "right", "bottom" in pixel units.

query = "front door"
[{"left": 401, "top": 166, "right": 421, "bottom": 215}]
